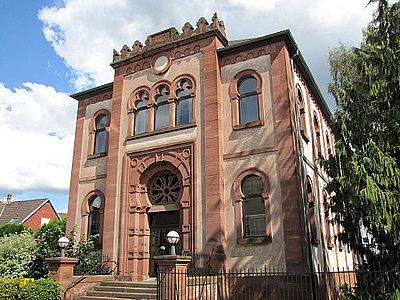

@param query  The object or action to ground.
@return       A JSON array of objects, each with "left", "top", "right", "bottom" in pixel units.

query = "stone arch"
[
  {"left": 80, "top": 190, "right": 105, "bottom": 244},
  {"left": 120, "top": 143, "right": 194, "bottom": 281}
]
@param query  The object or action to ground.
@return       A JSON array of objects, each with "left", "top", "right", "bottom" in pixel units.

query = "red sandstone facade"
[{"left": 67, "top": 13, "right": 353, "bottom": 281}]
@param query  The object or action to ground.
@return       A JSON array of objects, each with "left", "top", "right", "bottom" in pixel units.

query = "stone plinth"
[
  {"left": 46, "top": 257, "right": 79, "bottom": 287},
  {"left": 155, "top": 255, "right": 191, "bottom": 300}
]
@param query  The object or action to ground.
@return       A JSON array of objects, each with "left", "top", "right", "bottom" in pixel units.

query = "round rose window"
[{"left": 148, "top": 171, "right": 182, "bottom": 204}]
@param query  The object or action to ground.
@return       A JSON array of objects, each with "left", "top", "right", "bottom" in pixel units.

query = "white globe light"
[
  {"left": 166, "top": 230, "right": 180, "bottom": 245},
  {"left": 58, "top": 236, "right": 70, "bottom": 249}
]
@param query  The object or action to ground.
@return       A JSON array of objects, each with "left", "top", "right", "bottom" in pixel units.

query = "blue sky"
[{"left": 0, "top": 0, "right": 377, "bottom": 212}]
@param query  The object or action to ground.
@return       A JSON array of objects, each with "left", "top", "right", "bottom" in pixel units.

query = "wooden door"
[{"left": 149, "top": 211, "right": 180, "bottom": 276}]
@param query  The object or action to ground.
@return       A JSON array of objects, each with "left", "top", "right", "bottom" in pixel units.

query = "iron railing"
[{"left": 157, "top": 265, "right": 400, "bottom": 300}]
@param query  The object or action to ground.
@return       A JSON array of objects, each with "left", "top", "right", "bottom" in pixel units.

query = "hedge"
[{"left": 0, "top": 277, "right": 60, "bottom": 300}]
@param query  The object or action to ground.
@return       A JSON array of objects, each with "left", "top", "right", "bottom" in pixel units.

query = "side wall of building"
[{"left": 23, "top": 202, "right": 59, "bottom": 230}]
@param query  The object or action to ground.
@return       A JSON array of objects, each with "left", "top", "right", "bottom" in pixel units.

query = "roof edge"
[
  {"left": 70, "top": 82, "right": 113, "bottom": 101},
  {"left": 219, "top": 30, "right": 331, "bottom": 119}
]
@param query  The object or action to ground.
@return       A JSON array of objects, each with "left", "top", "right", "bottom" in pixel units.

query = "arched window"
[
  {"left": 94, "top": 115, "right": 108, "bottom": 154},
  {"left": 326, "top": 133, "right": 332, "bottom": 158},
  {"left": 313, "top": 114, "right": 322, "bottom": 157},
  {"left": 306, "top": 178, "right": 319, "bottom": 245},
  {"left": 297, "top": 86, "right": 309, "bottom": 141},
  {"left": 230, "top": 70, "right": 263, "bottom": 130},
  {"left": 88, "top": 195, "right": 102, "bottom": 238},
  {"left": 81, "top": 191, "right": 105, "bottom": 250},
  {"left": 323, "top": 192, "right": 333, "bottom": 248},
  {"left": 238, "top": 76, "right": 259, "bottom": 125},
  {"left": 175, "top": 79, "right": 193, "bottom": 125},
  {"left": 242, "top": 175, "right": 266, "bottom": 237},
  {"left": 154, "top": 85, "right": 170, "bottom": 130},
  {"left": 134, "top": 90, "right": 149, "bottom": 134},
  {"left": 89, "top": 110, "right": 110, "bottom": 157}
]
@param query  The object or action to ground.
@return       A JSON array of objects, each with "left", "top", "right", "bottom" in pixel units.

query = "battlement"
[{"left": 112, "top": 12, "right": 225, "bottom": 63}]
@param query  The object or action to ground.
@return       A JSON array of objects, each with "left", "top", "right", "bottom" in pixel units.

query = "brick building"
[
  {"left": 66, "top": 13, "right": 353, "bottom": 281},
  {"left": 0, "top": 195, "right": 60, "bottom": 230}
]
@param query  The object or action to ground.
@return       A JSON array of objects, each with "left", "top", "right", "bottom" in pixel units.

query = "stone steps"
[{"left": 80, "top": 279, "right": 157, "bottom": 300}]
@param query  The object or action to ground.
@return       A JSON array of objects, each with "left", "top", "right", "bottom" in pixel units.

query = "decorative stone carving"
[
  {"left": 120, "top": 45, "right": 131, "bottom": 59},
  {"left": 112, "top": 13, "right": 226, "bottom": 63},
  {"left": 181, "top": 22, "right": 194, "bottom": 37},
  {"left": 120, "top": 143, "right": 195, "bottom": 281},
  {"left": 131, "top": 40, "right": 143, "bottom": 55},
  {"left": 195, "top": 17, "right": 209, "bottom": 33}
]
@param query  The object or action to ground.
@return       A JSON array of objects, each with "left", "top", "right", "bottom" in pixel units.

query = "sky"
[{"left": 0, "top": 0, "right": 379, "bottom": 212}]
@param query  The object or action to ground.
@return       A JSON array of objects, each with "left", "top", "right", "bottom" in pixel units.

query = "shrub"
[
  {"left": 0, "top": 223, "right": 31, "bottom": 237},
  {"left": 0, "top": 232, "right": 37, "bottom": 279},
  {"left": 19, "top": 277, "right": 61, "bottom": 300},
  {"left": 35, "top": 219, "right": 66, "bottom": 258},
  {"left": 68, "top": 235, "right": 109, "bottom": 275},
  {"left": 0, "top": 278, "right": 19, "bottom": 300}
]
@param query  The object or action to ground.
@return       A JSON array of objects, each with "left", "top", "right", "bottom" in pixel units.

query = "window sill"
[
  {"left": 126, "top": 123, "right": 196, "bottom": 141},
  {"left": 87, "top": 152, "right": 107, "bottom": 160},
  {"left": 233, "top": 120, "right": 263, "bottom": 131},
  {"left": 238, "top": 235, "right": 272, "bottom": 245}
]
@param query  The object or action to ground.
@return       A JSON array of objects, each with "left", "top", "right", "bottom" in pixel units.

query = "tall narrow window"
[
  {"left": 134, "top": 91, "right": 149, "bottom": 134},
  {"left": 306, "top": 178, "right": 319, "bottom": 245},
  {"left": 88, "top": 195, "right": 103, "bottom": 249},
  {"left": 326, "top": 133, "right": 332, "bottom": 158},
  {"left": 154, "top": 86, "right": 170, "bottom": 130},
  {"left": 238, "top": 77, "right": 259, "bottom": 124},
  {"left": 323, "top": 192, "right": 333, "bottom": 248},
  {"left": 297, "top": 87, "right": 309, "bottom": 141},
  {"left": 313, "top": 114, "right": 322, "bottom": 157},
  {"left": 176, "top": 79, "right": 193, "bottom": 125},
  {"left": 94, "top": 115, "right": 107, "bottom": 154},
  {"left": 242, "top": 175, "right": 266, "bottom": 237}
]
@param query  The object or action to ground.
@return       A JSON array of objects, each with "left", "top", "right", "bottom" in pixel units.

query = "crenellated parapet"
[{"left": 112, "top": 13, "right": 225, "bottom": 63}]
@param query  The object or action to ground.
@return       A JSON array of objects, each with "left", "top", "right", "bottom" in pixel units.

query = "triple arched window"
[
  {"left": 128, "top": 76, "right": 195, "bottom": 136},
  {"left": 89, "top": 110, "right": 111, "bottom": 158}
]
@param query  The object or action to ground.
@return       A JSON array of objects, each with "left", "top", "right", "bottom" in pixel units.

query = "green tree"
[{"left": 325, "top": 0, "right": 400, "bottom": 296}]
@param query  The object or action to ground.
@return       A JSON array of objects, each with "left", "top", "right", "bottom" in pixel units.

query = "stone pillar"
[
  {"left": 154, "top": 255, "right": 191, "bottom": 300},
  {"left": 46, "top": 257, "right": 79, "bottom": 287}
]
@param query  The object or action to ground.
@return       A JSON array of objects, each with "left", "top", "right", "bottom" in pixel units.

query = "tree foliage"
[
  {"left": 0, "top": 223, "right": 31, "bottom": 237},
  {"left": 326, "top": 0, "right": 400, "bottom": 272},
  {"left": 0, "top": 232, "right": 37, "bottom": 279}
]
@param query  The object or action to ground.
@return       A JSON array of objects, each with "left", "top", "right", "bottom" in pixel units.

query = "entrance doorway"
[{"left": 149, "top": 210, "right": 180, "bottom": 276}]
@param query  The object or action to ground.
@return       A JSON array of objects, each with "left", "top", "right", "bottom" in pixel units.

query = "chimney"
[{"left": 6, "top": 194, "right": 12, "bottom": 204}]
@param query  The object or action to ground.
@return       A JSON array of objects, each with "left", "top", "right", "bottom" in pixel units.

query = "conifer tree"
[{"left": 325, "top": 0, "right": 400, "bottom": 272}]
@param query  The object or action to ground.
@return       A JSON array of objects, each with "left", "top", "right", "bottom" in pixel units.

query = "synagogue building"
[{"left": 67, "top": 13, "right": 353, "bottom": 281}]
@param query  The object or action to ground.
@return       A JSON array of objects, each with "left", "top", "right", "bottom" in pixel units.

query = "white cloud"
[
  {"left": 309, "top": 0, "right": 374, "bottom": 29},
  {"left": 38, "top": 0, "right": 377, "bottom": 105},
  {"left": 0, "top": 82, "right": 76, "bottom": 193}
]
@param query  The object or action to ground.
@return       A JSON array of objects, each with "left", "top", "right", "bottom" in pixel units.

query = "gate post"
[{"left": 155, "top": 255, "right": 191, "bottom": 300}]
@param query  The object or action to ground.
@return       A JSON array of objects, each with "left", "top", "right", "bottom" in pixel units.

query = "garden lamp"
[
  {"left": 166, "top": 231, "right": 180, "bottom": 255},
  {"left": 58, "top": 236, "right": 69, "bottom": 258}
]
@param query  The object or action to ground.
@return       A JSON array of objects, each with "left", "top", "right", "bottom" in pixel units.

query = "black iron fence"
[{"left": 157, "top": 266, "right": 400, "bottom": 300}]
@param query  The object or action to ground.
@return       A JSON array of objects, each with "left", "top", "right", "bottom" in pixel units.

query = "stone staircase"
[{"left": 80, "top": 279, "right": 157, "bottom": 300}]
